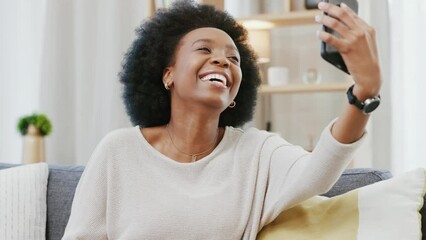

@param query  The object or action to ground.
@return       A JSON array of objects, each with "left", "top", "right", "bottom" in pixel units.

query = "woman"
[{"left": 62, "top": 1, "right": 381, "bottom": 239}]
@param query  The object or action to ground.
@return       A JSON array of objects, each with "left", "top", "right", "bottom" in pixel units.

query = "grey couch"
[{"left": 0, "top": 163, "right": 393, "bottom": 240}]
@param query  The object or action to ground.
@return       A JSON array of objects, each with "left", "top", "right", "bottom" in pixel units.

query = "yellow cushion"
[{"left": 258, "top": 168, "right": 426, "bottom": 240}]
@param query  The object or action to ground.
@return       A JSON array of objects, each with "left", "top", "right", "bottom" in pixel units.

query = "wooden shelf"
[
  {"left": 258, "top": 82, "right": 351, "bottom": 94},
  {"left": 238, "top": 10, "right": 321, "bottom": 29}
]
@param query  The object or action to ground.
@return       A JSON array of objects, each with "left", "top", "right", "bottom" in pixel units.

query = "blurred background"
[{"left": 0, "top": 0, "right": 425, "bottom": 175}]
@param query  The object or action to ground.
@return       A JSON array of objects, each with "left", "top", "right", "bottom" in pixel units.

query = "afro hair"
[{"left": 119, "top": 0, "right": 261, "bottom": 128}]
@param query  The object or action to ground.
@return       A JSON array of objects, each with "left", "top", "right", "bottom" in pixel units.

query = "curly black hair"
[{"left": 119, "top": 0, "right": 261, "bottom": 128}]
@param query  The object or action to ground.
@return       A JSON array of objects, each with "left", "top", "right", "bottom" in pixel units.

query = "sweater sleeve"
[
  {"left": 61, "top": 135, "right": 112, "bottom": 240},
  {"left": 260, "top": 119, "right": 366, "bottom": 227}
]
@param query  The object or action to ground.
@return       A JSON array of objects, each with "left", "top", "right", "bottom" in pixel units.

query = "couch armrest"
[{"left": 323, "top": 168, "right": 393, "bottom": 198}]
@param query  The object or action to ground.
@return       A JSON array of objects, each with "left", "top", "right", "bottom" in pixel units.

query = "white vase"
[
  {"left": 225, "top": 0, "right": 259, "bottom": 18},
  {"left": 22, "top": 124, "right": 46, "bottom": 164}
]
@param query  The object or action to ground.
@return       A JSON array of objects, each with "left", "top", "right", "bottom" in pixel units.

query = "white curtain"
[
  {"left": 388, "top": 1, "right": 426, "bottom": 175},
  {"left": 340, "top": 0, "right": 392, "bottom": 169},
  {"left": 1, "top": 0, "right": 151, "bottom": 165},
  {"left": 0, "top": 0, "right": 46, "bottom": 164},
  {"left": 352, "top": 0, "right": 392, "bottom": 170}
]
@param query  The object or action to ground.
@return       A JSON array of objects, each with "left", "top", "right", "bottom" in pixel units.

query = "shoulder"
[
  {"left": 100, "top": 126, "right": 139, "bottom": 145},
  {"left": 92, "top": 126, "right": 140, "bottom": 155},
  {"left": 225, "top": 126, "right": 290, "bottom": 149},
  {"left": 225, "top": 126, "right": 270, "bottom": 137},
  {"left": 86, "top": 126, "right": 140, "bottom": 165}
]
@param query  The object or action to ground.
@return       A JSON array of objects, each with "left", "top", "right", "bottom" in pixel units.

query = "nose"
[{"left": 210, "top": 55, "right": 229, "bottom": 68}]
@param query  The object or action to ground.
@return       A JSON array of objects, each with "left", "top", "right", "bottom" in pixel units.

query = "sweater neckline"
[{"left": 134, "top": 126, "right": 231, "bottom": 166}]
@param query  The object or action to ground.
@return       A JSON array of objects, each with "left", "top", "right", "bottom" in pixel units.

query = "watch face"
[{"left": 363, "top": 98, "right": 381, "bottom": 114}]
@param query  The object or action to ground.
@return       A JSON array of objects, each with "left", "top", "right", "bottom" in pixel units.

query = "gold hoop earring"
[
  {"left": 229, "top": 101, "right": 236, "bottom": 108},
  {"left": 164, "top": 82, "right": 170, "bottom": 90}
]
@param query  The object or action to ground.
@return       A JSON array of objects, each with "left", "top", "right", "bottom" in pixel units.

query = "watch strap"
[
  {"left": 347, "top": 85, "right": 364, "bottom": 110},
  {"left": 346, "top": 84, "right": 381, "bottom": 114}
]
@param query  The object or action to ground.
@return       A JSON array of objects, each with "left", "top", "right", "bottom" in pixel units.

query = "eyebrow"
[{"left": 191, "top": 39, "right": 239, "bottom": 53}]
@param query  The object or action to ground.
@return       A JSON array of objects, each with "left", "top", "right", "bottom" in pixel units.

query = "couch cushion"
[
  {"left": 46, "top": 164, "right": 84, "bottom": 240},
  {"left": 0, "top": 163, "right": 84, "bottom": 240},
  {"left": 0, "top": 163, "right": 49, "bottom": 239},
  {"left": 258, "top": 168, "right": 425, "bottom": 240}
]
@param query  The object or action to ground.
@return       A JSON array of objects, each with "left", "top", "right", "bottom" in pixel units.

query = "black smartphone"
[{"left": 320, "top": 0, "right": 358, "bottom": 74}]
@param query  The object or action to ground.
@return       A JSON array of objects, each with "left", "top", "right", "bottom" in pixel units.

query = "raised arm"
[{"left": 316, "top": 2, "right": 382, "bottom": 144}]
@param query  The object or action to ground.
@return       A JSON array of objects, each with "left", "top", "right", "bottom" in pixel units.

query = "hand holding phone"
[{"left": 320, "top": 0, "right": 359, "bottom": 74}]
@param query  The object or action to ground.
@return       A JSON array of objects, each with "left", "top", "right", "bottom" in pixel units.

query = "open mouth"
[{"left": 200, "top": 73, "right": 228, "bottom": 88}]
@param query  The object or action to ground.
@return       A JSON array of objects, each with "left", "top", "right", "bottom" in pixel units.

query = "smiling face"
[{"left": 163, "top": 27, "right": 243, "bottom": 113}]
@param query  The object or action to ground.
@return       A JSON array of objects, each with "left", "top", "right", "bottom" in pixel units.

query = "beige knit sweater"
[{"left": 62, "top": 122, "right": 364, "bottom": 240}]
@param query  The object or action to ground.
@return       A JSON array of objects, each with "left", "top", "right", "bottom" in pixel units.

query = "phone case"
[{"left": 320, "top": 0, "right": 358, "bottom": 74}]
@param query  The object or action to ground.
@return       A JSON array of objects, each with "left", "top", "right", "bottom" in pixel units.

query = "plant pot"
[{"left": 22, "top": 124, "right": 46, "bottom": 164}]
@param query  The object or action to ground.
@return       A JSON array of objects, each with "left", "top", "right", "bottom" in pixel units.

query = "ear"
[{"left": 162, "top": 67, "right": 174, "bottom": 86}]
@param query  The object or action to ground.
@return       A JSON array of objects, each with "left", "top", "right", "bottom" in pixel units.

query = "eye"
[
  {"left": 228, "top": 56, "right": 240, "bottom": 63},
  {"left": 197, "top": 47, "right": 211, "bottom": 53}
]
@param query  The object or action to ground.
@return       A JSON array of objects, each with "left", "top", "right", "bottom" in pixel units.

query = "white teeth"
[{"left": 200, "top": 74, "right": 227, "bottom": 87}]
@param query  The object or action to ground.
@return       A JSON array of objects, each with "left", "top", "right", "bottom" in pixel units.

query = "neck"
[
  {"left": 168, "top": 100, "right": 223, "bottom": 143},
  {"left": 166, "top": 121, "right": 221, "bottom": 162}
]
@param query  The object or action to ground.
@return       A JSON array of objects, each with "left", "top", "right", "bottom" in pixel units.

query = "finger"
[
  {"left": 318, "top": 2, "right": 357, "bottom": 30},
  {"left": 339, "top": 3, "right": 378, "bottom": 54},
  {"left": 340, "top": 3, "right": 368, "bottom": 29},
  {"left": 317, "top": 30, "right": 349, "bottom": 53},
  {"left": 340, "top": 3, "right": 358, "bottom": 17},
  {"left": 315, "top": 14, "right": 350, "bottom": 38}
]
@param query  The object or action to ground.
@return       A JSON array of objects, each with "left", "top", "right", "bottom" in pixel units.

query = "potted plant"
[{"left": 17, "top": 113, "right": 52, "bottom": 164}]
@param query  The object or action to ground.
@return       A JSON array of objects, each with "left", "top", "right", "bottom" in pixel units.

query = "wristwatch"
[{"left": 347, "top": 84, "right": 381, "bottom": 115}]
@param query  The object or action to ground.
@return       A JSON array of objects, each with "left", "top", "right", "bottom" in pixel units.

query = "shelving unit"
[
  {"left": 198, "top": 0, "right": 321, "bottom": 29},
  {"left": 258, "top": 82, "right": 350, "bottom": 95},
  {"left": 234, "top": 7, "right": 348, "bottom": 97},
  {"left": 234, "top": 4, "right": 350, "bottom": 132},
  {"left": 238, "top": 10, "right": 321, "bottom": 29}
]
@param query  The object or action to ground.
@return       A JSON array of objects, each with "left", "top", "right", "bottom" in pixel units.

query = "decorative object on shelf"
[
  {"left": 302, "top": 68, "right": 322, "bottom": 84},
  {"left": 17, "top": 113, "right": 52, "bottom": 164},
  {"left": 260, "top": 0, "right": 290, "bottom": 14},
  {"left": 305, "top": 0, "right": 321, "bottom": 9},
  {"left": 291, "top": 0, "right": 307, "bottom": 11},
  {"left": 153, "top": 0, "right": 177, "bottom": 9},
  {"left": 267, "top": 66, "right": 289, "bottom": 86}
]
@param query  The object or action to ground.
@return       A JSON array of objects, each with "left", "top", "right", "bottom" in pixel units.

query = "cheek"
[
  {"left": 233, "top": 68, "right": 243, "bottom": 88},
  {"left": 174, "top": 57, "right": 200, "bottom": 81},
  {"left": 230, "top": 69, "right": 243, "bottom": 98}
]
